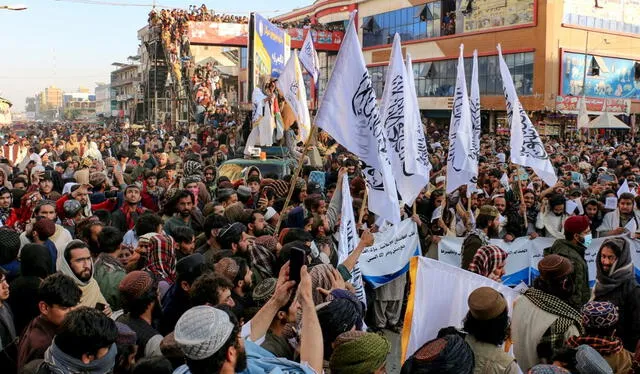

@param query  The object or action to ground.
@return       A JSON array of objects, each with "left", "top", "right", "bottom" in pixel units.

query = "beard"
[
  {"left": 487, "top": 225, "right": 499, "bottom": 238},
  {"left": 235, "top": 344, "right": 247, "bottom": 372},
  {"left": 76, "top": 269, "right": 91, "bottom": 282},
  {"left": 179, "top": 209, "right": 191, "bottom": 218}
]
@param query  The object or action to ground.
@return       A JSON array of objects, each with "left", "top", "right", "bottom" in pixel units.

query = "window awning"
[
  {"left": 592, "top": 56, "right": 609, "bottom": 73},
  {"left": 416, "top": 4, "right": 434, "bottom": 21}
]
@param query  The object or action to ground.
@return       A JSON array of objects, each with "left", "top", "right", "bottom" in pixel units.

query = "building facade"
[
  {"left": 110, "top": 64, "right": 142, "bottom": 121},
  {"left": 276, "top": 0, "right": 640, "bottom": 136}
]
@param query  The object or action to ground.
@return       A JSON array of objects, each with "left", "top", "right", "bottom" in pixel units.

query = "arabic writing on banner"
[
  {"left": 438, "top": 235, "right": 640, "bottom": 286},
  {"left": 359, "top": 219, "right": 421, "bottom": 288}
]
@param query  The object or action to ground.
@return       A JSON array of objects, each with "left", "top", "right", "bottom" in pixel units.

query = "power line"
[{"left": 53, "top": 0, "right": 286, "bottom": 12}]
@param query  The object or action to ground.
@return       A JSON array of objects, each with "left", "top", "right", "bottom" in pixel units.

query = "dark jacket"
[
  {"left": 8, "top": 244, "right": 52, "bottom": 335},
  {"left": 594, "top": 280, "right": 640, "bottom": 352},
  {"left": 544, "top": 239, "right": 590, "bottom": 308},
  {"left": 461, "top": 233, "right": 486, "bottom": 270}
]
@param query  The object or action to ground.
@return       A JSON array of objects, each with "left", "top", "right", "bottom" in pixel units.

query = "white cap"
[{"left": 264, "top": 207, "right": 277, "bottom": 221}]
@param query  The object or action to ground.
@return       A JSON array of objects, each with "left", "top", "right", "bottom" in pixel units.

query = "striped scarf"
[{"left": 525, "top": 288, "right": 583, "bottom": 350}]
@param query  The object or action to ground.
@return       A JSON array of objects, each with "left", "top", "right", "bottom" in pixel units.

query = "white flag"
[
  {"left": 315, "top": 13, "right": 401, "bottom": 224},
  {"left": 577, "top": 96, "right": 590, "bottom": 129},
  {"left": 276, "top": 51, "right": 311, "bottom": 142},
  {"left": 446, "top": 44, "right": 475, "bottom": 194},
  {"left": 380, "top": 34, "right": 430, "bottom": 206},
  {"left": 337, "top": 175, "right": 366, "bottom": 305},
  {"left": 497, "top": 44, "right": 558, "bottom": 187},
  {"left": 298, "top": 30, "right": 320, "bottom": 87},
  {"left": 405, "top": 53, "right": 432, "bottom": 183},
  {"left": 618, "top": 178, "right": 632, "bottom": 197},
  {"left": 468, "top": 50, "right": 481, "bottom": 196}
]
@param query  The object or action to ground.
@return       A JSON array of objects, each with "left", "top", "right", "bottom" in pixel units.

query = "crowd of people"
[{"left": 0, "top": 118, "right": 637, "bottom": 374}]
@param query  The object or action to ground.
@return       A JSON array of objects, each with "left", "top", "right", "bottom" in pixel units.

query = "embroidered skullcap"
[
  {"left": 33, "top": 218, "right": 56, "bottom": 239},
  {"left": 174, "top": 305, "right": 235, "bottom": 360},
  {"left": 400, "top": 334, "right": 474, "bottom": 374},
  {"left": 252, "top": 277, "right": 277, "bottom": 306},
  {"left": 63, "top": 199, "right": 82, "bottom": 218},
  {"left": 255, "top": 235, "right": 278, "bottom": 253},
  {"left": 538, "top": 254, "right": 573, "bottom": 281},
  {"left": 580, "top": 301, "right": 619, "bottom": 329},
  {"left": 214, "top": 257, "right": 240, "bottom": 282},
  {"left": 575, "top": 345, "right": 613, "bottom": 374},
  {"left": 118, "top": 270, "right": 154, "bottom": 299}
]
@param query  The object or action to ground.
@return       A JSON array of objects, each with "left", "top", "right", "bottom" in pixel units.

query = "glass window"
[
  {"left": 362, "top": 3, "right": 444, "bottom": 47},
  {"left": 411, "top": 52, "right": 534, "bottom": 97}
]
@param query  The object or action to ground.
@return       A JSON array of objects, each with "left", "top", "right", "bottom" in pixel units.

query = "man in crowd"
[
  {"left": 111, "top": 184, "right": 146, "bottom": 234},
  {"left": 58, "top": 240, "right": 110, "bottom": 312},
  {"left": 461, "top": 205, "right": 500, "bottom": 270},
  {"left": 37, "top": 307, "right": 117, "bottom": 373},
  {"left": 597, "top": 192, "right": 640, "bottom": 237},
  {"left": 93, "top": 226, "right": 127, "bottom": 311},
  {"left": 512, "top": 255, "right": 583, "bottom": 371},
  {"left": 17, "top": 273, "right": 82, "bottom": 368},
  {"left": 544, "top": 215, "right": 592, "bottom": 308}
]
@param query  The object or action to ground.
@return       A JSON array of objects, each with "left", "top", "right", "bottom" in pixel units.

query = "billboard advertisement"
[
  {"left": 457, "top": 0, "right": 535, "bottom": 33},
  {"left": 563, "top": 0, "right": 640, "bottom": 35},
  {"left": 251, "top": 13, "right": 291, "bottom": 89},
  {"left": 561, "top": 51, "right": 640, "bottom": 100},
  {"left": 188, "top": 21, "right": 249, "bottom": 46},
  {"left": 287, "top": 29, "right": 344, "bottom": 51}
]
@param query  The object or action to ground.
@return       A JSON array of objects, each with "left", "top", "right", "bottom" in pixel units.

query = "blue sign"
[
  {"left": 562, "top": 52, "right": 640, "bottom": 99},
  {"left": 253, "top": 13, "right": 290, "bottom": 82}
]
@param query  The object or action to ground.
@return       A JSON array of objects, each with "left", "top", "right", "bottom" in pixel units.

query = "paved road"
[{"left": 383, "top": 329, "right": 401, "bottom": 374}]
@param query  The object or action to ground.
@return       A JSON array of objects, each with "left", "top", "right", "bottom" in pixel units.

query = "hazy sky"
[{"left": 0, "top": 0, "right": 303, "bottom": 110}]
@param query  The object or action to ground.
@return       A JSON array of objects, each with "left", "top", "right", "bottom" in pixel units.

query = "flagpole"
[{"left": 273, "top": 124, "right": 317, "bottom": 235}]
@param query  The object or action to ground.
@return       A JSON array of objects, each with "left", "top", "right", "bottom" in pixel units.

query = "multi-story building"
[
  {"left": 63, "top": 90, "right": 97, "bottom": 120},
  {"left": 110, "top": 63, "right": 142, "bottom": 122},
  {"left": 39, "top": 85, "right": 63, "bottom": 111},
  {"left": 275, "top": 0, "right": 640, "bottom": 136}
]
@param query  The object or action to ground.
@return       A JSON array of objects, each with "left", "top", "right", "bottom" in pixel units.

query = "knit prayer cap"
[
  {"left": 252, "top": 277, "right": 277, "bottom": 306},
  {"left": 580, "top": 301, "right": 619, "bottom": 329},
  {"left": 214, "top": 257, "right": 240, "bottom": 282},
  {"left": 564, "top": 215, "right": 590, "bottom": 235},
  {"left": 468, "top": 287, "right": 507, "bottom": 320},
  {"left": 538, "top": 254, "right": 573, "bottom": 281},
  {"left": 33, "top": 218, "right": 56, "bottom": 239},
  {"left": 118, "top": 270, "right": 154, "bottom": 299},
  {"left": 115, "top": 322, "right": 137, "bottom": 346},
  {"left": 329, "top": 331, "right": 390, "bottom": 374},
  {"left": 255, "top": 235, "right": 278, "bottom": 253},
  {"left": 400, "top": 334, "right": 474, "bottom": 374},
  {"left": 175, "top": 305, "right": 235, "bottom": 360},
  {"left": 0, "top": 228, "right": 21, "bottom": 264},
  {"left": 527, "top": 365, "right": 571, "bottom": 373},
  {"left": 575, "top": 345, "right": 613, "bottom": 374}
]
